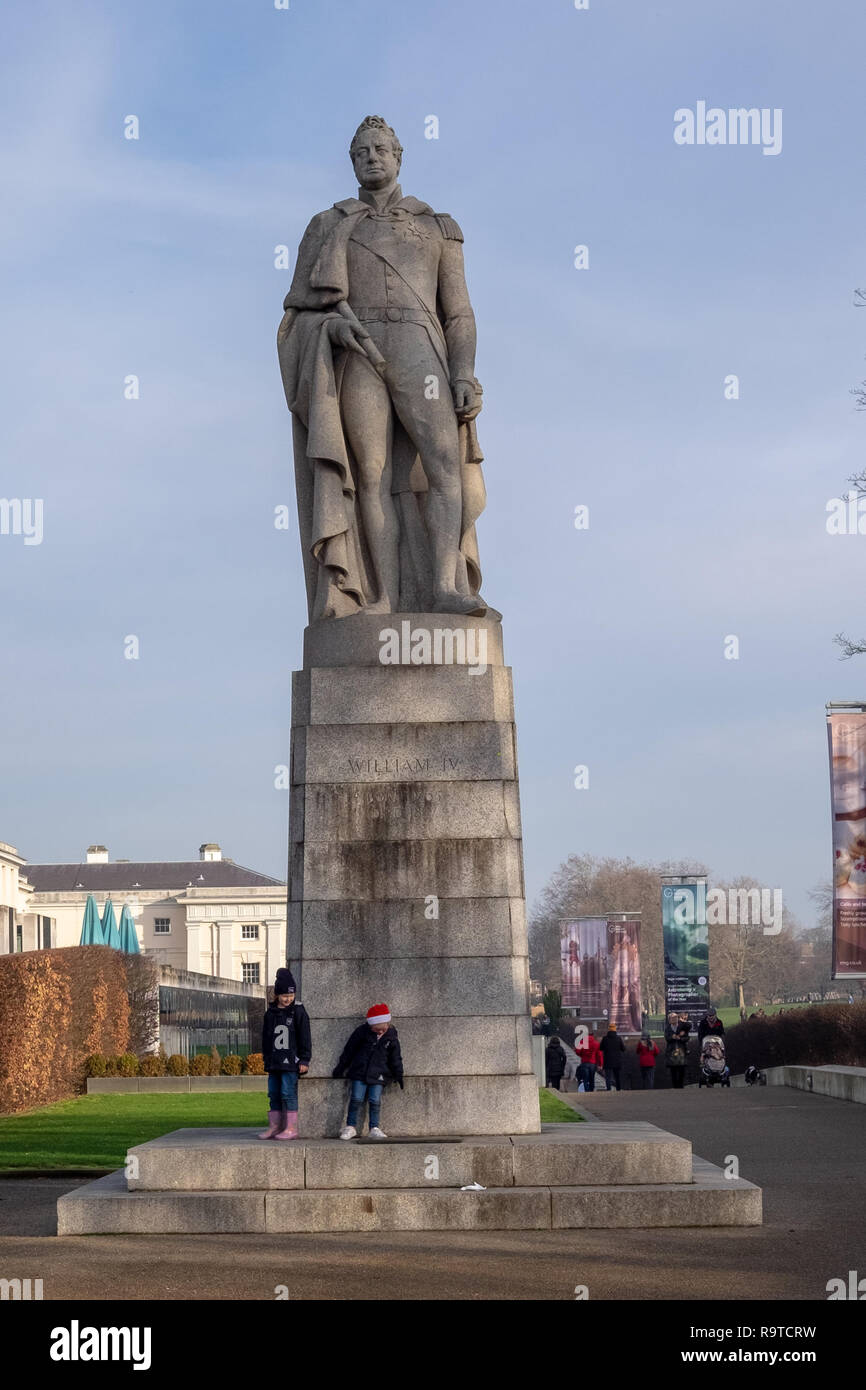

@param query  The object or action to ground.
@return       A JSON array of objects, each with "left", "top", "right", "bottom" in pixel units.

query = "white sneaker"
[
  {"left": 339, "top": 1125, "right": 356, "bottom": 1140},
  {"left": 368, "top": 1126, "right": 388, "bottom": 1139}
]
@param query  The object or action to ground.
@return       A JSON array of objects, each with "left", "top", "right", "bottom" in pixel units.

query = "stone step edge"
[
  {"left": 127, "top": 1131, "right": 695, "bottom": 1191},
  {"left": 56, "top": 1161, "right": 761, "bottom": 1233}
]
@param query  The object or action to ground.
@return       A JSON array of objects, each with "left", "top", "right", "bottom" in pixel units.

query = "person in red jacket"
[
  {"left": 575, "top": 1028, "right": 602, "bottom": 1092},
  {"left": 636, "top": 1033, "right": 659, "bottom": 1089}
]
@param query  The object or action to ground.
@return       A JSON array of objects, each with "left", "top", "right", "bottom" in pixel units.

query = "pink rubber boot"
[
  {"left": 275, "top": 1110, "right": 299, "bottom": 1140},
  {"left": 258, "top": 1110, "right": 281, "bottom": 1140}
]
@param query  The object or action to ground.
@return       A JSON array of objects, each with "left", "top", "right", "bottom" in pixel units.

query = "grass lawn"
[
  {"left": 539, "top": 1089, "right": 582, "bottom": 1122},
  {"left": 0, "top": 1093, "right": 266, "bottom": 1171},
  {"left": 1, "top": 1089, "right": 582, "bottom": 1168},
  {"left": 716, "top": 1001, "right": 818, "bottom": 1029}
]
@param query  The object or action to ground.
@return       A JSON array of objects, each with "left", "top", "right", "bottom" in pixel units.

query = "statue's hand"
[
  {"left": 326, "top": 317, "right": 368, "bottom": 355},
  {"left": 452, "top": 377, "right": 482, "bottom": 422}
]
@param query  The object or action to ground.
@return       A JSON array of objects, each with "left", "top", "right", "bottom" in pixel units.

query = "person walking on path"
[
  {"left": 664, "top": 1012, "right": 690, "bottom": 1089},
  {"left": 575, "top": 1028, "right": 602, "bottom": 1091},
  {"left": 545, "top": 1035, "right": 567, "bottom": 1090},
  {"left": 697, "top": 1006, "right": 725, "bottom": 1044},
  {"left": 636, "top": 1032, "right": 659, "bottom": 1088},
  {"left": 599, "top": 1023, "right": 625, "bottom": 1093},
  {"left": 259, "top": 968, "right": 312, "bottom": 1140},
  {"left": 333, "top": 1003, "right": 404, "bottom": 1139}
]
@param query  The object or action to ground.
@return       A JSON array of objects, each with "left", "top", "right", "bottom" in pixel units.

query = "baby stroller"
[{"left": 698, "top": 1034, "right": 731, "bottom": 1088}]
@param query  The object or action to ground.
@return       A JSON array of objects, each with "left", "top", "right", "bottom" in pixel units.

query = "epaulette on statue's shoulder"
[{"left": 435, "top": 213, "right": 464, "bottom": 242}]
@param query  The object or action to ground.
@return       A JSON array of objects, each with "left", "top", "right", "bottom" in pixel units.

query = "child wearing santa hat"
[{"left": 332, "top": 1003, "right": 404, "bottom": 1139}]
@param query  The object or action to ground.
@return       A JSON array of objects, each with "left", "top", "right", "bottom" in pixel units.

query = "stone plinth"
[
  {"left": 56, "top": 1123, "right": 763, "bottom": 1234},
  {"left": 288, "top": 613, "right": 539, "bottom": 1136},
  {"left": 123, "top": 1124, "right": 693, "bottom": 1191}
]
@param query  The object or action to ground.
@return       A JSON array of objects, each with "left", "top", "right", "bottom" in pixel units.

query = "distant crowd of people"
[{"left": 544, "top": 1007, "right": 726, "bottom": 1092}]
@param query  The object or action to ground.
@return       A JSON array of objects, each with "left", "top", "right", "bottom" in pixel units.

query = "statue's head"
[{"left": 350, "top": 115, "right": 403, "bottom": 190}]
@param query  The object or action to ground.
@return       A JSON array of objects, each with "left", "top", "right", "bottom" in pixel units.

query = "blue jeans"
[
  {"left": 268, "top": 1071, "right": 298, "bottom": 1110},
  {"left": 346, "top": 1079, "right": 384, "bottom": 1130},
  {"left": 578, "top": 1062, "right": 596, "bottom": 1092}
]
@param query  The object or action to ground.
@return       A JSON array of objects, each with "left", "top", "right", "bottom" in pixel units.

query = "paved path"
[{"left": 0, "top": 1088, "right": 862, "bottom": 1300}]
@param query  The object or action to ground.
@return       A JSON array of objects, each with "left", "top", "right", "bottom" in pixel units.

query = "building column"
[
  {"left": 186, "top": 921, "right": 201, "bottom": 972},
  {"left": 217, "top": 921, "right": 235, "bottom": 980},
  {"left": 265, "top": 920, "right": 284, "bottom": 993}
]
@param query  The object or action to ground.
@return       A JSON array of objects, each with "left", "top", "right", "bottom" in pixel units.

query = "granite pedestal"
[
  {"left": 288, "top": 612, "right": 539, "bottom": 1136},
  {"left": 56, "top": 1123, "right": 763, "bottom": 1233}
]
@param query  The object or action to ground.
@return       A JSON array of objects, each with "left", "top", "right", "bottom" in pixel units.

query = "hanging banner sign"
[
  {"left": 827, "top": 711, "right": 866, "bottom": 977},
  {"left": 560, "top": 916, "right": 641, "bottom": 1030},
  {"left": 661, "top": 879, "right": 709, "bottom": 1026}
]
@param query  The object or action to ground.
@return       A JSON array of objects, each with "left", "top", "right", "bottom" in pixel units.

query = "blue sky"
[{"left": 1, "top": 0, "right": 864, "bottom": 924}]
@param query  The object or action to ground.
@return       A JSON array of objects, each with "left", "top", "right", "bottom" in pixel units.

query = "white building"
[
  {"left": 1, "top": 841, "right": 286, "bottom": 987},
  {"left": 1, "top": 840, "right": 48, "bottom": 953}
]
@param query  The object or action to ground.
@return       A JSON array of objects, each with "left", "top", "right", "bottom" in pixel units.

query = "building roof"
[{"left": 23, "top": 861, "right": 285, "bottom": 893}]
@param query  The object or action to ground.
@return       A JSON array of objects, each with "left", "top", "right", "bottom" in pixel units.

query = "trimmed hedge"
[
  {"left": 221, "top": 1054, "right": 242, "bottom": 1075},
  {"left": 244, "top": 1052, "right": 265, "bottom": 1075},
  {"left": 167, "top": 1054, "right": 189, "bottom": 1076},
  {"left": 139, "top": 1054, "right": 166, "bottom": 1077},
  {"left": 725, "top": 1001, "right": 866, "bottom": 1074},
  {"left": 0, "top": 946, "right": 130, "bottom": 1115}
]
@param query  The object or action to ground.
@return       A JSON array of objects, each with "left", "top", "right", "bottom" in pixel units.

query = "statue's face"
[{"left": 351, "top": 130, "right": 400, "bottom": 189}]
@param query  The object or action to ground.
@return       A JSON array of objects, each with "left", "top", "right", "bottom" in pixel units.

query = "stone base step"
[
  {"left": 124, "top": 1122, "right": 693, "bottom": 1191},
  {"left": 56, "top": 1157, "right": 760, "bottom": 1233}
]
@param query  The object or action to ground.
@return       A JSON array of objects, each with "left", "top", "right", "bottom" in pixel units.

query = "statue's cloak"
[{"left": 277, "top": 199, "right": 485, "bottom": 621}]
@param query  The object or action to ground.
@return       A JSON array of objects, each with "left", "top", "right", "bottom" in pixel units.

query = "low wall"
[
  {"left": 730, "top": 1064, "right": 866, "bottom": 1105},
  {"left": 87, "top": 1076, "right": 267, "bottom": 1093}
]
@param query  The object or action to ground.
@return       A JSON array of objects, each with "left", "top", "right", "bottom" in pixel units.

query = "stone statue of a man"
[{"left": 278, "top": 116, "right": 491, "bottom": 621}]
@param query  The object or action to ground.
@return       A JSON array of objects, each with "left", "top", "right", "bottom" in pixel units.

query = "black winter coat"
[
  {"left": 262, "top": 1002, "right": 312, "bottom": 1073},
  {"left": 697, "top": 1016, "right": 725, "bottom": 1042},
  {"left": 332, "top": 1024, "right": 404, "bottom": 1086},
  {"left": 664, "top": 1022, "right": 690, "bottom": 1064},
  {"left": 545, "top": 1040, "right": 567, "bottom": 1078},
  {"left": 599, "top": 1031, "right": 625, "bottom": 1069}
]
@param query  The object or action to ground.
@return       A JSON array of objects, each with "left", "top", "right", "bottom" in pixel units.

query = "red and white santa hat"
[{"left": 366, "top": 1003, "right": 391, "bottom": 1025}]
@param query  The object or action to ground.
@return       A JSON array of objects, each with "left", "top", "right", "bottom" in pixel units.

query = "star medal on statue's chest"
[{"left": 388, "top": 210, "right": 426, "bottom": 244}]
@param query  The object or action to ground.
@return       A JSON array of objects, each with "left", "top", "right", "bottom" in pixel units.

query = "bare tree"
[{"left": 852, "top": 288, "right": 866, "bottom": 410}]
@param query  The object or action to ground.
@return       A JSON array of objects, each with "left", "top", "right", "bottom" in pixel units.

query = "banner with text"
[
  {"left": 661, "top": 880, "right": 709, "bottom": 1026},
  {"left": 560, "top": 917, "right": 641, "bottom": 1029},
  {"left": 608, "top": 918, "right": 642, "bottom": 1032},
  {"left": 827, "top": 712, "right": 866, "bottom": 977}
]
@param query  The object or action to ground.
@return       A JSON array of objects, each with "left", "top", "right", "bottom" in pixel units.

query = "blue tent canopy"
[
  {"left": 118, "top": 903, "right": 141, "bottom": 955},
  {"left": 79, "top": 895, "right": 105, "bottom": 946},
  {"left": 101, "top": 898, "right": 121, "bottom": 949}
]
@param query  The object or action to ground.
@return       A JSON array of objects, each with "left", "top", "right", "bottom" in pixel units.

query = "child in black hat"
[{"left": 259, "top": 967, "right": 311, "bottom": 1140}]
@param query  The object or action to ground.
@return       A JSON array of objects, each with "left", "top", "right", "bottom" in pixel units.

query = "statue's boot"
[{"left": 432, "top": 590, "right": 489, "bottom": 618}]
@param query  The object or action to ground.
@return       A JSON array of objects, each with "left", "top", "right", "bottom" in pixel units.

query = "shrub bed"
[{"left": 725, "top": 1000, "right": 866, "bottom": 1073}]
